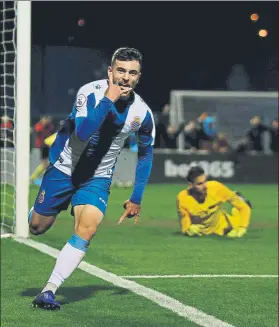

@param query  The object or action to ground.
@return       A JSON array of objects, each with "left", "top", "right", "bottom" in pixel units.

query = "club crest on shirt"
[
  {"left": 38, "top": 190, "right": 45, "bottom": 204},
  {"left": 130, "top": 116, "right": 141, "bottom": 131},
  {"left": 76, "top": 94, "right": 86, "bottom": 108}
]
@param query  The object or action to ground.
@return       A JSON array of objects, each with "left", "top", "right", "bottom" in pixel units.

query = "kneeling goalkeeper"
[{"left": 176, "top": 166, "right": 252, "bottom": 238}]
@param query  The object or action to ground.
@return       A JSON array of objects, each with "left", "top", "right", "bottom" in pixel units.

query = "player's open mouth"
[{"left": 119, "top": 82, "right": 130, "bottom": 87}]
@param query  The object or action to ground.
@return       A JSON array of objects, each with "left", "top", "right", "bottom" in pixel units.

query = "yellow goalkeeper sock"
[{"left": 30, "top": 164, "right": 45, "bottom": 181}]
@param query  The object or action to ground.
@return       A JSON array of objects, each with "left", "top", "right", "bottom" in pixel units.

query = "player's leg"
[
  {"left": 220, "top": 207, "right": 246, "bottom": 236},
  {"left": 31, "top": 166, "right": 75, "bottom": 310},
  {"left": 33, "top": 178, "right": 110, "bottom": 310},
  {"left": 226, "top": 208, "right": 240, "bottom": 230},
  {"left": 74, "top": 204, "right": 104, "bottom": 238},
  {"left": 216, "top": 191, "right": 252, "bottom": 236},
  {"left": 227, "top": 192, "right": 252, "bottom": 231},
  {"left": 28, "top": 209, "right": 56, "bottom": 236},
  {"left": 40, "top": 205, "right": 104, "bottom": 294},
  {"left": 29, "top": 164, "right": 73, "bottom": 235},
  {"left": 213, "top": 211, "right": 233, "bottom": 236}
]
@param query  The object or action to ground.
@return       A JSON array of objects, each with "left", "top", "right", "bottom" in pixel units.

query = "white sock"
[
  {"left": 42, "top": 242, "right": 86, "bottom": 294},
  {"left": 42, "top": 282, "right": 58, "bottom": 294}
]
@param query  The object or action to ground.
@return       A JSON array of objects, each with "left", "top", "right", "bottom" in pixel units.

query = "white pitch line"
[
  {"left": 15, "top": 237, "right": 236, "bottom": 327},
  {"left": 121, "top": 274, "right": 279, "bottom": 279}
]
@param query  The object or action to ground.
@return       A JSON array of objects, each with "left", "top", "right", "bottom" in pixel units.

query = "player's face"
[
  {"left": 108, "top": 60, "right": 141, "bottom": 100},
  {"left": 192, "top": 174, "right": 207, "bottom": 196}
]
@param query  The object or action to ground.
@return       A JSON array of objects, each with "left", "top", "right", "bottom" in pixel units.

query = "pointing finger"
[
  {"left": 108, "top": 71, "right": 114, "bottom": 85},
  {"left": 118, "top": 211, "right": 128, "bottom": 225}
]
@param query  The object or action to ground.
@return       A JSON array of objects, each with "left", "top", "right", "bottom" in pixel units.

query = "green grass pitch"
[{"left": 1, "top": 184, "right": 278, "bottom": 327}]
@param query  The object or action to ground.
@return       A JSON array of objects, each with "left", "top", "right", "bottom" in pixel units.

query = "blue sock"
[
  {"left": 67, "top": 234, "right": 90, "bottom": 252},
  {"left": 28, "top": 207, "right": 34, "bottom": 223}
]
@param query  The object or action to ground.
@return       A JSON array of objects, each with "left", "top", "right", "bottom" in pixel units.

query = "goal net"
[
  {"left": 1, "top": 1, "right": 16, "bottom": 236},
  {"left": 170, "top": 90, "right": 278, "bottom": 151},
  {"left": 1, "top": 1, "right": 31, "bottom": 238}
]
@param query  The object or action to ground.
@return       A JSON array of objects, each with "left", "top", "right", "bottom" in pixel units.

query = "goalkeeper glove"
[
  {"left": 186, "top": 224, "right": 204, "bottom": 237},
  {"left": 227, "top": 227, "right": 247, "bottom": 238}
]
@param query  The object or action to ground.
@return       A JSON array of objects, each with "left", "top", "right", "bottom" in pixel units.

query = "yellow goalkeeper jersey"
[{"left": 176, "top": 181, "right": 251, "bottom": 235}]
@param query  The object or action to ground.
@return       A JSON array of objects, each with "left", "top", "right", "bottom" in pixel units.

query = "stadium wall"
[{"left": 149, "top": 150, "right": 278, "bottom": 184}]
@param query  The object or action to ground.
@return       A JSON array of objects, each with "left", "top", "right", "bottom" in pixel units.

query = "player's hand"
[
  {"left": 105, "top": 72, "right": 132, "bottom": 103},
  {"left": 227, "top": 227, "right": 247, "bottom": 238},
  {"left": 186, "top": 224, "right": 204, "bottom": 237},
  {"left": 118, "top": 200, "right": 141, "bottom": 225}
]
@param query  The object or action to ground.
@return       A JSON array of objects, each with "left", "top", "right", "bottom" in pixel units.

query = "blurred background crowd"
[{"left": 153, "top": 107, "right": 278, "bottom": 154}]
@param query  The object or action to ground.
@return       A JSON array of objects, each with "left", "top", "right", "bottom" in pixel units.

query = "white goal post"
[
  {"left": 1, "top": 1, "right": 31, "bottom": 238},
  {"left": 170, "top": 90, "right": 278, "bottom": 151}
]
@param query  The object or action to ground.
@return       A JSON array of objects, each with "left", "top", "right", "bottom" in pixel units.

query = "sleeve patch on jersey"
[{"left": 76, "top": 94, "right": 86, "bottom": 108}]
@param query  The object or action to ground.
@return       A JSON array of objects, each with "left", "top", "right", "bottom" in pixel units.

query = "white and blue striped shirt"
[{"left": 49, "top": 79, "right": 155, "bottom": 204}]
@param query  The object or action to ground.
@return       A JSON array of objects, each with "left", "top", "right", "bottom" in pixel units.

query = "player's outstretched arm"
[
  {"left": 176, "top": 196, "right": 203, "bottom": 236},
  {"left": 118, "top": 110, "right": 155, "bottom": 225},
  {"left": 75, "top": 73, "right": 132, "bottom": 142},
  {"left": 215, "top": 182, "right": 251, "bottom": 238},
  {"left": 118, "top": 145, "right": 153, "bottom": 225},
  {"left": 226, "top": 194, "right": 251, "bottom": 238}
]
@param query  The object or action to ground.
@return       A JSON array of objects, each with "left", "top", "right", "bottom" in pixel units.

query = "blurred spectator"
[
  {"left": 0, "top": 115, "right": 14, "bottom": 148},
  {"left": 34, "top": 116, "right": 55, "bottom": 149},
  {"left": 234, "top": 137, "right": 250, "bottom": 154},
  {"left": 196, "top": 112, "right": 217, "bottom": 151},
  {"left": 233, "top": 117, "right": 277, "bottom": 155},
  {"left": 212, "top": 132, "right": 230, "bottom": 153},
  {"left": 160, "top": 104, "right": 170, "bottom": 126},
  {"left": 268, "top": 119, "right": 279, "bottom": 153},
  {"left": 228, "top": 136, "right": 250, "bottom": 165},
  {"left": 154, "top": 104, "right": 170, "bottom": 148},
  {"left": 183, "top": 120, "right": 200, "bottom": 150},
  {"left": 246, "top": 116, "right": 268, "bottom": 153},
  {"left": 183, "top": 115, "right": 217, "bottom": 151},
  {"left": 164, "top": 124, "right": 184, "bottom": 149},
  {"left": 30, "top": 116, "right": 55, "bottom": 183},
  {"left": 200, "top": 114, "right": 217, "bottom": 138}
]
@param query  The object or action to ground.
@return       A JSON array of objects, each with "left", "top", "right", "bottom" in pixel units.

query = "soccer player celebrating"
[
  {"left": 176, "top": 166, "right": 252, "bottom": 238},
  {"left": 29, "top": 47, "right": 155, "bottom": 310}
]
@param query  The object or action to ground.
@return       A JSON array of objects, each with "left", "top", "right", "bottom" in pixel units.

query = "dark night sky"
[{"left": 31, "top": 1, "right": 279, "bottom": 109}]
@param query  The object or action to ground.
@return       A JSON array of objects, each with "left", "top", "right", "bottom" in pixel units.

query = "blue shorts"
[{"left": 34, "top": 165, "right": 111, "bottom": 216}]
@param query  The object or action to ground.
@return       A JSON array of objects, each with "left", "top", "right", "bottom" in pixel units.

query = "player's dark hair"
[
  {"left": 187, "top": 166, "right": 205, "bottom": 183},
  {"left": 111, "top": 47, "right": 143, "bottom": 67}
]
